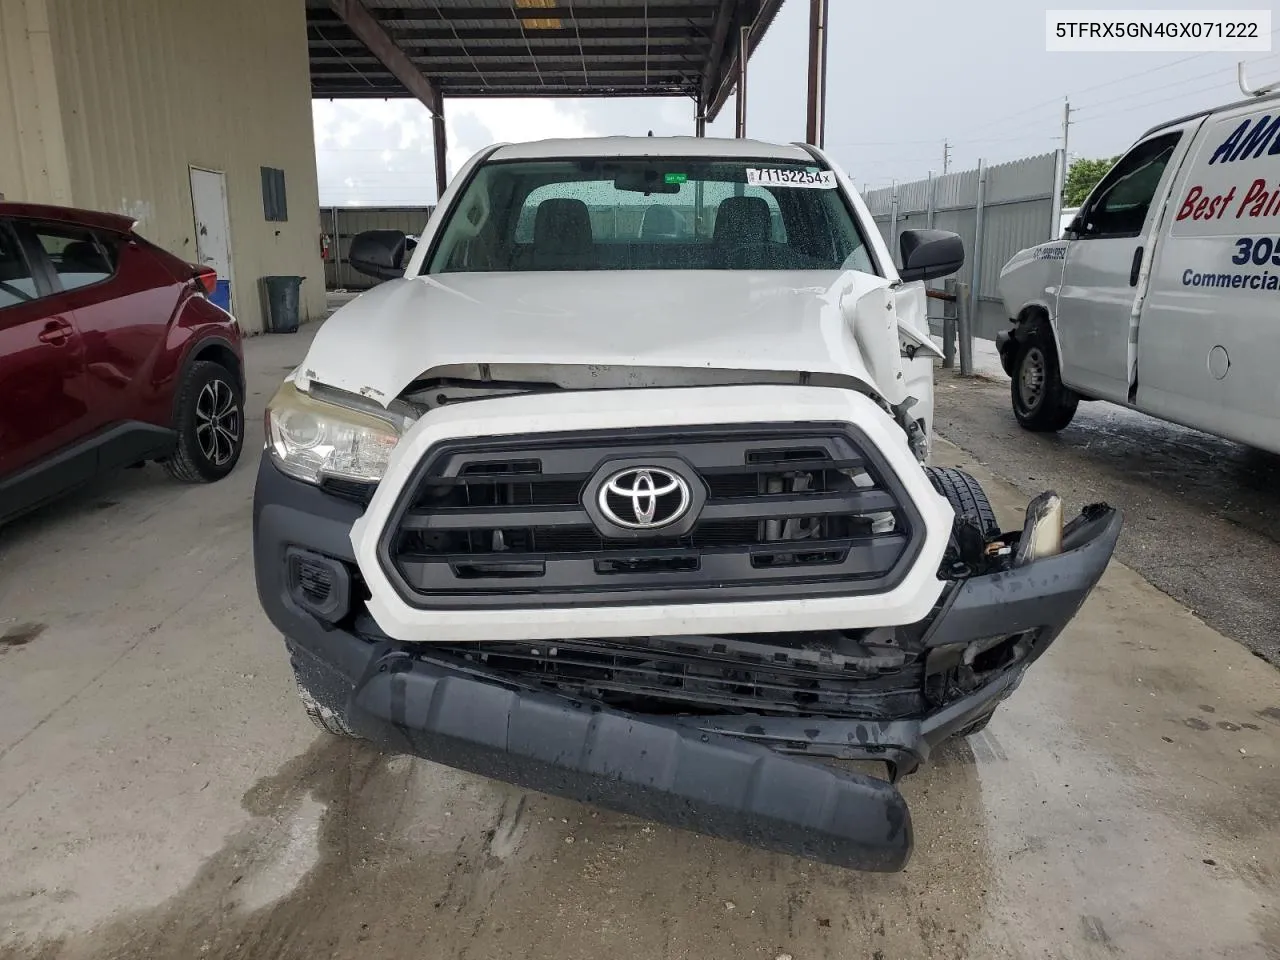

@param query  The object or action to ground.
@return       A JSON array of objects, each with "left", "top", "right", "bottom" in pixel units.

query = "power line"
[
  {"left": 825, "top": 132, "right": 1058, "bottom": 148},
  {"left": 952, "top": 42, "right": 1278, "bottom": 141},
  {"left": 1075, "top": 53, "right": 1280, "bottom": 114},
  {"left": 1074, "top": 76, "right": 1261, "bottom": 125}
]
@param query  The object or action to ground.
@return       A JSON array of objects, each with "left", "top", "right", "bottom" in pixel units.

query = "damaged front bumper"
[{"left": 254, "top": 458, "right": 1121, "bottom": 872}]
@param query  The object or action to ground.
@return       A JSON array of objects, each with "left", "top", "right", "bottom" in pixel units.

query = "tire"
[
  {"left": 954, "top": 711, "right": 994, "bottom": 739},
  {"left": 164, "top": 360, "right": 244, "bottom": 483},
  {"left": 293, "top": 671, "right": 359, "bottom": 739},
  {"left": 1009, "top": 323, "right": 1079, "bottom": 432},
  {"left": 925, "top": 466, "right": 999, "bottom": 539}
]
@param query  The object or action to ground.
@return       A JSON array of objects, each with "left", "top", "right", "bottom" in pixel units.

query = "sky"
[{"left": 312, "top": 0, "right": 1280, "bottom": 206}]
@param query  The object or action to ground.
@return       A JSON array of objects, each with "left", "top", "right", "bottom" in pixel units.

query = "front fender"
[{"left": 998, "top": 242, "right": 1067, "bottom": 328}]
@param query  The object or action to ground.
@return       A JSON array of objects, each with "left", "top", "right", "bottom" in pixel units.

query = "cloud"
[{"left": 313, "top": 97, "right": 607, "bottom": 205}]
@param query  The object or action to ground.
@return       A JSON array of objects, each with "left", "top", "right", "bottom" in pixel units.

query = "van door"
[
  {"left": 1055, "top": 129, "right": 1189, "bottom": 402},
  {"left": 1136, "top": 101, "right": 1280, "bottom": 452}
]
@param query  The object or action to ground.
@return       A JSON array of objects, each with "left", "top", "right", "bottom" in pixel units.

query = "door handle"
[
  {"left": 1129, "top": 246, "right": 1143, "bottom": 287},
  {"left": 38, "top": 319, "right": 73, "bottom": 345}
]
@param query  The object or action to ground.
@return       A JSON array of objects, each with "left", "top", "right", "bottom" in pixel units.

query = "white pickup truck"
[
  {"left": 999, "top": 91, "right": 1280, "bottom": 454},
  {"left": 252, "top": 136, "right": 1120, "bottom": 872}
]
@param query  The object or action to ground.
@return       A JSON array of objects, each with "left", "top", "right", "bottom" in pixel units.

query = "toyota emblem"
[{"left": 597, "top": 467, "right": 692, "bottom": 530}]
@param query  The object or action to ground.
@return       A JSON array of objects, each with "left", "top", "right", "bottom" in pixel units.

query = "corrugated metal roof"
[
  {"left": 488, "top": 134, "right": 813, "bottom": 159},
  {"left": 307, "top": 0, "right": 784, "bottom": 117}
]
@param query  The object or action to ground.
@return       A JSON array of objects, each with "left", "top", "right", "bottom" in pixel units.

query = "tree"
[{"left": 1064, "top": 155, "right": 1120, "bottom": 207}]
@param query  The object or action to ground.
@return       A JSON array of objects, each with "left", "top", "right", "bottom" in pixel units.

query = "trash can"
[{"left": 261, "top": 276, "right": 304, "bottom": 334}]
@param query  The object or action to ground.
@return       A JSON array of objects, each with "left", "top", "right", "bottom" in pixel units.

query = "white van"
[{"left": 997, "top": 91, "right": 1280, "bottom": 454}]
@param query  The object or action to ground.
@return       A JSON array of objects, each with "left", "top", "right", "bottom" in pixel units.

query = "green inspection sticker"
[{"left": 663, "top": 172, "right": 688, "bottom": 184}]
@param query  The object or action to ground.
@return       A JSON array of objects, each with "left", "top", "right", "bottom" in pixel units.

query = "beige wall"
[
  {"left": 0, "top": 0, "right": 325, "bottom": 332},
  {"left": 0, "top": 0, "right": 72, "bottom": 203}
]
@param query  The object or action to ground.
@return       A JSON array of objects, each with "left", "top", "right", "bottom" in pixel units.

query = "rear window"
[
  {"left": 32, "top": 224, "right": 117, "bottom": 291},
  {"left": 425, "top": 157, "right": 876, "bottom": 274}
]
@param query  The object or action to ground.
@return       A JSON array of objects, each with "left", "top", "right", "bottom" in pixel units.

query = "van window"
[{"left": 1078, "top": 132, "right": 1181, "bottom": 239}]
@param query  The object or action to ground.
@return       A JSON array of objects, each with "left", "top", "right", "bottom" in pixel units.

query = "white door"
[
  {"left": 189, "top": 166, "right": 233, "bottom": 313},
  {"left": 1137, "top": 104, "right": 1280, "bottom": 452},
  {"left": 1055, "top": 129, "right": 1188, "bottom": 403}
]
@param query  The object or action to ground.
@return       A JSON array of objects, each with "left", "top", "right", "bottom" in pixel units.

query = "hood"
[{"left": 299, "top": 270, "right": 918, "bottom": 406}]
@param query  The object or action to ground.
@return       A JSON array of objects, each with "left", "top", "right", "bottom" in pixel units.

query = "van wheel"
[
  {"left": 164, "top": 361, "right": 244, "bottom": 483},
  {"left": 1010, "top": 325, "right": 1078, "bottom": 432}
]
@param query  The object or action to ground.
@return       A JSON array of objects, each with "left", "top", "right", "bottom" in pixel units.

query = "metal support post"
[
  {"left": 957, "top": 281, "right": 974, "bottom": 376},
  {"left": 941, "top": 278, "right": 957, "bottom": 369},
  {"left": 330, "top": 206, "right": 340, "bottom": 288},
  {"left": 431, "top": 96, "right": 448, "bottom": 201},
  {"left": 888, "top": 181, "right": 899, "bottom": 259},
  {"left": 966, "top": 157, "right": 987, "bottom": 359},
  {"left": 1050, "top": 147, "right": 1065, "bottom": 237},
  {"left": 925, "top": 171, "right": 936, "bottom": 229},
  {"left": 735, "top": 25, "right": 749, "bottom": 138},
  {"left": 695, "top": 92, "right": 706, "bottom": 137},
  {"left": 804, "top": 0, "right": 829, "bottom": 147}
]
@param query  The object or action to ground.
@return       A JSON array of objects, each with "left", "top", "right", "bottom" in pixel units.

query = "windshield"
[{"left": 425, "top": 157, "right": 877, "bottom": 274}]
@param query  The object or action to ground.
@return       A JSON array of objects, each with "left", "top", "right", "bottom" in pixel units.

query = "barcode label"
[{"left": 746, "top": 168, "right": 837, "bottom": 189}]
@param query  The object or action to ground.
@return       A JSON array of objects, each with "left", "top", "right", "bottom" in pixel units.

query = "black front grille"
[
  {"left": 379, "top": 424, "right": 923, "bottom": 608},
  {"left": 422, "top": 633, "right": 925, "bottom": 719}
]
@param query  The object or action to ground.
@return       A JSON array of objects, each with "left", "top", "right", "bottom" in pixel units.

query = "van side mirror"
[
  {"left": 349, "top": 230, "right": 411, "bottom": 280},
  {"left": 898, "top": 229, "right": 965, "bottom": 283},
  {"left": 1066, "top": 215, "right": 1084, "bottom": 237}
]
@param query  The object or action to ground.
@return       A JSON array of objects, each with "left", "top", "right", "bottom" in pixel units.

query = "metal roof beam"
[
  {"left": 311, "top": 49, "right": 700, "bottom": 64},
  {"left": 314, "top": 66, "right": 697, "bottom": 80},
  {"left": 316, "top": 88, "right": 694, "bottom": 99},
  {"left": 315, "top": 75, "right": 697, "bottom": 88},
  {"left": 706, "top": 0, "right": 783, "bottom": 122},
  {"left": 309, "top": 5, "right": 716, "bottom": 24},
  {"left": 308, "top": 28, "right": 709, "bottom": 46},
  {"left": 700, "top": 0, "right": 734, "bottom": 106},
  {"left": 327, "top": 0, "right": 442, "bottom": 113}
]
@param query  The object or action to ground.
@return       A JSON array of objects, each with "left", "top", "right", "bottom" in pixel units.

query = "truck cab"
[{"left": 997, "top": 92, "right": 1280, "bottom": 454}]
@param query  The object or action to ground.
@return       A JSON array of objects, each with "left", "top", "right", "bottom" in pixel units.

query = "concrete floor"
[
  {"left": 1, "top": 329, "right": 1277, "bottom": 960},
  {"left": 933, "top": 357, "right": 1280, "bottom": 665}
]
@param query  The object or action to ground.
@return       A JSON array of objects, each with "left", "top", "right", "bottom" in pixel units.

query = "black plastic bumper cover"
[
  {"left": 293, "top": 635, "right": 912, "bottom": 871},
  {"left": 254, "top": 457, "right": 1122, "bottom": 872}
]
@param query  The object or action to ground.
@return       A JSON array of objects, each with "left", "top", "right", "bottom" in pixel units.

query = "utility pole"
[
  {"left": 942, "top": 139, "right": 951, "bottom": 174},
  {"left": 1061, "top": 97, "right": 1073, "bottom": 166},
  {"left": 1052, "top": 97, "right": 1073, "bottom": 237}
]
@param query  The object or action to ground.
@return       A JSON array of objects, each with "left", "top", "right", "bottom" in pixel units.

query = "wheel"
[
  {"left": 293, "top": 666, "right": 359, "bottom": 739},
  {"left": 1010, "top": 324, "right": 1079, "bottom": 432},
  {"left": 164, "top": 360, "right": 244, "bottom": 482},
  {"left": 925, "top": 466, "right": 999, "bottom": 539}
]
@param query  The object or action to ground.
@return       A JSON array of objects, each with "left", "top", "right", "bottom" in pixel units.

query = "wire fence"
[{"left": 862, "top": 152, "right": 1062, "bottom": 341}]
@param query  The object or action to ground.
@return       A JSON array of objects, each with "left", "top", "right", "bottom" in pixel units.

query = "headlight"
[{"left": 265, "top": 380, "right": 414, "bottom": 485}]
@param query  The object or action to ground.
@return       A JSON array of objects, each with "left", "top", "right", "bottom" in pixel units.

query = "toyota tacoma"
[{"left": 253, "top": 137, "right": 1121, "bottom": 871}]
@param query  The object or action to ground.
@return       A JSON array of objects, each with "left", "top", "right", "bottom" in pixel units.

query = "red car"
[{"left": 0, "top": 203, "right": 245, "bottom": 524}]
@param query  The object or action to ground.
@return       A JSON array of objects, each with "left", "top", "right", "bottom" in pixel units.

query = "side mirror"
[
  {"left": 349, "top": 230, "right": 410, "bottom": 281},
  {"left": 898, "top": 229, "right": 964, "bottom": 283}
]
